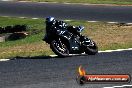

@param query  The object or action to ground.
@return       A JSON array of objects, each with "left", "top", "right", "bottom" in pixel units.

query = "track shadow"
[
  {"left": 10, "top": 54, "right": 89, "bottom": 60},
  {"left": 10, "top": 55, "right": 59, "bottom": 60}
]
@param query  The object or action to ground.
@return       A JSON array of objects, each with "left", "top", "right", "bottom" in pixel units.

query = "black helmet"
[{"left": 45, "top": 16, "right": 55, "bottom": 25}]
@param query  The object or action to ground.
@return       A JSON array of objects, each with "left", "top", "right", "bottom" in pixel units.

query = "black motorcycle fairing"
[
  {"left": 69, "top": 37, "right": 81, "bottom": 53},
  {"left": 56, "top": 29, "right": 81, "bottom": 53},
  {"left": 81, "top": 37, "right": 94, "bottom": 47},
  {"left": 56, "top": 27, "right": 85, "bottom": 53}
]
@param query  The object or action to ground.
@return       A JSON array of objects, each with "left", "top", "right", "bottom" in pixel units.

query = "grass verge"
[
  {"left": 0, "top": 17, "right": 132, "bottom": 59},
  {"left": 17, "top": 0, "right": 132, "bottom": 5}
]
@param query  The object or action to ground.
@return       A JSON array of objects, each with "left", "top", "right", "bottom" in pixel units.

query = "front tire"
[
  {"left": 85, "top": 41, "right": 98, "bottom": 55},
  {"left": 50, "top": 39, "right": 69, "bottom": 57}
]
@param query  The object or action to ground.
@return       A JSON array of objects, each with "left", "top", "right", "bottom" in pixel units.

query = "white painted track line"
[
  {"left": 0, "top": 59, "right": 10, "bottom": 61},
  {"left": 64, "top": 20, "right": 72, "bottom": 22},
  {"left": 122, "top": 85, "right": 132, "bottom": 87},
  {"left": 1, "top": 0, "right": 13, "bottom": 1},
  {"left": 112, "top": 86, "right": 124, "bottom": 87},
  {"left": 50, "top": 55, "right": 58, "bottom": 57},
  {"left": 18, "top": 1, "right": 31, "bottom": 2},
  {"left": 19, "top": 17, "right": 26, "bottom": 19},
  {"left": 32, "top": 18, "right": 39, "bottom": 19},
  {"left": 1, "top": 16, "right": 9, "bottom": 17},
  {"left": 87, "top": 21, "right": 98, "bottom": 22},
  {"left": 107, "top": 22, "right": 118, "bottom": 24},
  {"left": 103, "top": 85, "right": 132, "bottom": 88},
  {"left": 99, "top": 48, "right": 132, "bottom": 53},
  {"left": 126, "top": 23, "right": 132, "bottom": 25}
]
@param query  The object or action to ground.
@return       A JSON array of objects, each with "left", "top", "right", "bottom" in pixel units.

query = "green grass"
[
  {"left": 18, "top": 0, "right": 132, "bottom": 5},
  {"left": 0, "top": 17, "right": 132, "bottom": 59}
]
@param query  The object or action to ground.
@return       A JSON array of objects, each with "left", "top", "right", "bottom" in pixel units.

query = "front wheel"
[
  {"left": 50, "top": 39, "right": 69, "bottom": 57},
  {"left": 85, "top": 41, "right": 98, "bottom": 55}
]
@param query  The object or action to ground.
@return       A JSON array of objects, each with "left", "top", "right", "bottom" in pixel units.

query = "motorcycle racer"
[{"left": 45, "top": 16, "right": 83, "bottom": 37}]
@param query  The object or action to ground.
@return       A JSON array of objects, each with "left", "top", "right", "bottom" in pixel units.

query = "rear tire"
[{"left": 50, "top": 39, "right": 69, "bottom": 57}]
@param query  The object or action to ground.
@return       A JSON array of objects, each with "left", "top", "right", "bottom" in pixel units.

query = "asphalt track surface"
[
  {"left": 0, "top": 50, "right": 132, "bottom": 88},
  {"left": 1, "top": 2, "right": 132, "bottom": 22}
]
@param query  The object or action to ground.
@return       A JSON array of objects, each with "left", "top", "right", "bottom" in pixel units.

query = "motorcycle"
[{"left": 43, "top": 22, "right": 98, "bottom": 57}]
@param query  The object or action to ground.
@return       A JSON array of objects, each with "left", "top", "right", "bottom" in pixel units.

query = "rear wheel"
[
  {"left": 85, "top": 40, "right": 98, "bottom": 55},
  {"left": 50, "top": 38, "right": 69, "bottom": 57}
]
